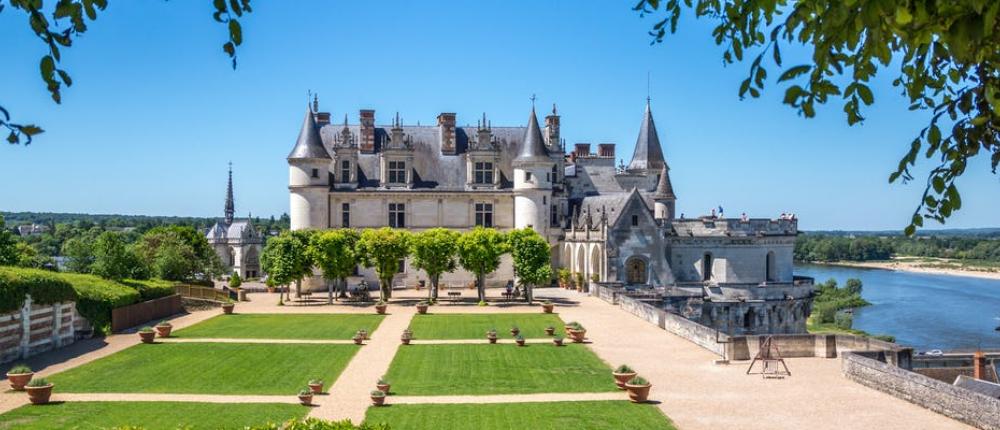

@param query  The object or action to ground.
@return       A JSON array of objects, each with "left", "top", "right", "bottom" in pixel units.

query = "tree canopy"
[
  {"left": 260, "top": 231, "right": 312, "bottom": 293},
  {"left": 90, "top": 230, "right": 141, "bottom": 280},
  {"left": 637, "top": 0, "right": 1000, "bottom": 234},
  {"left": 507, "top": 228, "right": 552, "bottom": 303},
  {"left": 410, "top": 228, "right": 461, "bottom": 300},
  {"left": 356, "top": 227, "right": 411, "bottom": 301},
  {"left": 0, "top": 215, "right": 18, "bottom": 266},
  {"left": 309, "top": 229, "right": 361, "bottom": 303},
  {"left": 456, "top": 227, "right": 509, "bottom": 302}
]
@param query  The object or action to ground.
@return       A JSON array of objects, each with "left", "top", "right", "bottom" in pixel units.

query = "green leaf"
[
  {"left": 39, "top": 55, "right": 55, "bottom": 80},
  {"left": 223, "top": 42, "right": 235, "bottom": 57},
  {"left": 856, "top": 84, "right": 873, "bottom": 105},
  {"left": 932, "top": 176, "right": 945, "bottom": 193},
  {"left": 895, "top": 7, "right": 913, "bottom": 25},
  {"left": 904, "top": 224, "right": 916, "bottom": 237},
  {"left": 229, "top": 20, "right": 242, "bottom": 46},
  {"left": 778, "top": 65, "right": 810, "bottom": 82}
]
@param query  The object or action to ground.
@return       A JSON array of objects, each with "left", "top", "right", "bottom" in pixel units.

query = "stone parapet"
[{"left": 670, "top": 218, "right": 797, "bottom": 237}]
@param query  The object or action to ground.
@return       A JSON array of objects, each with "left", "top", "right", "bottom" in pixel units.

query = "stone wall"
[
  {"left": 0, "top": 296, "right": 78, "bottom": 364},
  {"left": 616, "top": 295, "right": 726, "bottom": 356},
  {"left": 843, "top": 352, "right": 1000, "bottom": 430}
]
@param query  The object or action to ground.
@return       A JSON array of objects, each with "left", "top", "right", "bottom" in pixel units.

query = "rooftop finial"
[
  {"left": 530, "top": 93, "right": 536, "bottom": 110},
  {"left": 343, "top": 114, "right": 349, "bottom": 127},
  {"left": 312, "top": 92, "right": 319, "bottom": 112},
  {"left": 552, "top": 103, "right": 557, "bottom": 115},
  {"left": 224, "top": 162, "right": 235, "bottom": 225}
]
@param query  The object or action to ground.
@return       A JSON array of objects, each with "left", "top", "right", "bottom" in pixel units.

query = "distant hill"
[
  {"left": 804, "top": 228, "right": 1000, "bottom": 238},
  {"left": 1, "top": 211, "right": 290, "bottom": 232}
]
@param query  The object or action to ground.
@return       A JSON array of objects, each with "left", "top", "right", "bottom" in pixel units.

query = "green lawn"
[
  {"left": 0, "top": 401, "right": 307, "bottom": 430},
  {"left": 173, "top": 313, "right": 385, "bottom": 340},
  {"left": 384, "top": 344, "right": 616, "bottom": 395},
  {"left": 406, "top": 313, "right": 565, "bottom": 339},
  {"left": 365, "top": 401, "right": 675, "bottom": 430},
  {"left": 50, "top": 342, "right": 358, "bottom": 395}
]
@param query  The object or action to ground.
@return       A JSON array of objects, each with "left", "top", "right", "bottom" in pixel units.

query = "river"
[{"left": 795, "top": 264, "right": 1000, "bottom": 351}]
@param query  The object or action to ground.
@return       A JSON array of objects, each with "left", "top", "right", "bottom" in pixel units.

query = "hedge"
[
  {"left": 51, "top": 272, "right": 141, "bottom": 334},
  {"left": 0, "top": 267, "right": 77, "bottom": 313},
  {"left": 122, "top": 278, "right": 177, "bottom": 301}
]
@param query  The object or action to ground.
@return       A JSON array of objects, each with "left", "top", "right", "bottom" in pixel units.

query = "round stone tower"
[
  {"left": 288, "top": 108, "right": 331, "bottom": 230},
  {"left": 513, "top": 106, "right": 554, "bottom": 237}
]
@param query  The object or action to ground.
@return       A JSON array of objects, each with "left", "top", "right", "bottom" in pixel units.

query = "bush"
[
  {"left": 615, "top": 364, "right": 634, "bottom": 373},
  {"left": 834, "top": 312, "right": 854, "bottom": 330},
  {"left": 58, "top": 272, "right": 141, "bottom": 334},
  {"left": 8, "top": 364, "right": 31, "bottom": 374},
  {"left": 0, "top": 267, "right": 77, "bottom": 313},
  {"left": 872, "top": 334, "right": 896, "bottom": 343},
  {"left": 627, "top": 376, "right": 649, "bottom": 386},
  {"left": 26, "top": 377, "right": 51, "bottom": 387},
  {"left": 122, "top": 278, "right": 177, "bottom": 301}
]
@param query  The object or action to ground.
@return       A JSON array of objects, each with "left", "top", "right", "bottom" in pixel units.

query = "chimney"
[
  {"left": 574, "top": 143, "right": 591, "bottom": 158},
  {"left": 359, "top": 109, "right": 375, "bottom": 153},
  {"left": 438, "top": 113, "right": 457, "bottom": 155},
  {"left": 545, "top": 105, "right": 560, "bottom": 150},
  {"left": 315, "top": 112, "right": 331, "bottom": 127},
  {"left": 597, "top": 143, "right": 615, "bottom": 158},
  {"left": 973, "top": 351, "right": 988, "bottom": 380}
]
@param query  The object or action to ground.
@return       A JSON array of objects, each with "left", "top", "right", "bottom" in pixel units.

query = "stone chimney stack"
[
  {"left": 598, "top": 144, "right": 615, "bottom": 158},
  {"left": 973, "top": 351, "right": 988, "bottom": 380},
  {"left": 545, "top": 104, "right": 560, "bottom": 151},
  {"left": 359, "top": 109, "right": 375, "bottom": 153},
  {"left": 438, "top": 112, "right": 457, "bottom": 155},
  {"left": 315, "top": 112, "right": 331, "bottom": 127},
  {"left": 574, "top": 143, "right": 591, "bottom": 158}
]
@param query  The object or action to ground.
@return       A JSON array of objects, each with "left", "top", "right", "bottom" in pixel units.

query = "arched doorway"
[
  {"left": 624, "top": 257, "right": 647, "bottom": 285},
  {"left": 588, "top": 245, "right": 602, "bottom": 282},
  {"left": 243, "top": 247, "right": 260, "bottom": 278},
  {"left": 575, "top": 245, "right": 586, "bottom": 277}
]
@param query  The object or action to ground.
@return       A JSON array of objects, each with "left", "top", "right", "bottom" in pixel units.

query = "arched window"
[
  {"left": 702, "top": 253, "right": 713, "bottom": 281},
  {"left": 766, "top": 251, "right": 777, "bottom": 282},
  {"left": 625, "top": 257, "right": 647, "bottom": 284}
]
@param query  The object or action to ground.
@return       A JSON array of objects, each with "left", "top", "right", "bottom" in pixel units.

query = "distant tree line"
[{"left": 795, "top": 234, "right": 1000, "bottom": 263}]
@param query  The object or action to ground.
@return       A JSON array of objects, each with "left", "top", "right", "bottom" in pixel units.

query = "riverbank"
[{"left": 809, "top": 257, "right": 1000, "bottom": 281}]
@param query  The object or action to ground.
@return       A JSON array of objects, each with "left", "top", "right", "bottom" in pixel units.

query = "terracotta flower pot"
[
  {"left": 613, "top": 372, "right": 638, "bottom": 390},
  {"left": 625, "top": 382, "right": 652, "bottom": 403},
  {"left": 510, "top": 328, "right": 520, "bottom": 336},
  {"left": 375, "top": 304, "right": 387, "bottom": 315},
  {"left": 298, "top": 393, "right": 313, "bottom": 405},
  {"left": 416, "top": 304, "right": 428, "bottom": 314},
  {"left": 353, "top": 337, "right": 364, "bottom": 345},
  {"left": 371, "top": 395, "right": 385, "bottom": 406},
  {"left": 222, "top": 304, "right": 235, "bottom": 315},
  {"left": 564, "top": 325, "right": 574, "bottom": 335},
  {"left": 6, "top": 372, "right": 33, "bottom": 391},
  {"left": 401, "top": 337, "right": 411, "bottom": 345},
  {"left": 487, "top": 336, "right": 497, "bottom": 344},
  {"left": 267, "top": 287, "right": 275, "bottom": 293},
  {"left": 155, "top": 325, "right": 172, "bottom": 338},
  {"left": 139, "top": 331, "right": 156, "bottom": 344},
  {"left": 516, "top": 339, "right": 526, "bottom": 346},
  {"left": 544, "top": 327, "right": 555, "bottom": 336},
  {"left": 542, "top": 304, "right": 554, "bottom": 313},
  {"left": 553, "top": 338, "right": 564, "bottom": 346},
  {"left": 309, "top": 383, "right": 323, "bottom": 394},
  {"left": 377, "top": 383, "right": 391, "bottom": 394},
  {"left": 26, "top": 384, "right": 53, "bottom": 405},
  {"left": 569, "top": 329, "right": 587, "bottom": 343}
]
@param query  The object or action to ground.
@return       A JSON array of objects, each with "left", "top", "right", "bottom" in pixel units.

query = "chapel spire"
[
  {"left": 627, "top": 99, "right": 666, "bottom": 172},
  {"left": 224, "top": 162, "right": 235, "bottom": 225}
]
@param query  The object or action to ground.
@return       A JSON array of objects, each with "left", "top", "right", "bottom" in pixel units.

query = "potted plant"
[
  {"left": 485, "top": 328, "right": 498, "bottom": 344},
  {"left": 544, "top": 325, "right": 555, "bottom": 336},
  {"left": 222, "top": 299, "right": 235, "bottom": 315},
  {"left": 557, "top": 268, "right": 571, "bottom": 289},
  {"left": 371, "top": 389, "right": 386, "bottom": 406},
  {"left": 25, "top": 378, "right": 54, "bottom": 404},
  {"left": 612, "top": 364, "right": 638, "bottom": 390},
  {"left": 308, "top": 379, "right": 324, "bottom": 394},
  {"left": 265, "top": 278, "right": 276, "bottom": 294},
  {"left": 138, "top": 326, "right": 156, "bottom": 344},
  {"left": 416, "top": 300, "right": 429, "bottom": 314},
  {"left": 575, "top": 273, "right": 585, "bottom": 292},
  {"left": 353, "top": 330, "right": 365, "bottom": 345},
  {"left": 155, "top": 321, "right": 173, "bottom": 338},
  {"left": 6, "top": 364, "right": 33, "bottom": 391},
  {"left": 358, "top": 329, "right": 370, "bottom": 340},
  {"left": 552, "top": 335, "right": 564, "bottom": 346},
  {"left": 564, "top": 321, "right": 579, "bottom": 335},
  {"left": 298, "top": 387, "right": 314, "bottom": 405},
  {"left": 376, "top": 376, "right": 391, "bottom": 395},
  {"left": 624, "top": 376, "right": 652, "bottom": 403},
  {"left": 568, "top": 323, "right": 587, "bottom": 343},
  {"left": 510, "top": 325, "right": 520, "bottom": 336},
  {"left": 515, "top": 334, "right": 526, "bottom": 346},
  {"left": 375, "top": 300, "right": 388, "bottom": 315},
  {"left": 541, "top": 300, "right": 554, "bottom": 313},
  {"left": 401, "top": 328, "right": 413, "bottom": 345}
]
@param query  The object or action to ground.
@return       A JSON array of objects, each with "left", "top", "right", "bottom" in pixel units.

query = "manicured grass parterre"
[
  {"left": 174, "top": 313, "right": 385, "bottom": 340},
  {"left": 0, "top": 401, "right": 307, "bottom": 430},
  {"left": 384, "top": 343, "right": 616, "bottom": 395},
  {"left": 50, "top": 342, "right": 359, "bottom": 395},
  {"left": 407, "top": 313, "right": 565, "bottom": 339},
  {"left": 365, "top": 401, "right": 675, "bottom": 430}
]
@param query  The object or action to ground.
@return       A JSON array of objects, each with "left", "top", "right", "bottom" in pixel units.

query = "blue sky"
[{"left": 1, "top": 1, "right": 997, "bottom": 231}]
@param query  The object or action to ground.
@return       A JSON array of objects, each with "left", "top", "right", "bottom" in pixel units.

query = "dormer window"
[
  {"left": 311, "top": 168, "right": 319, "bottom": 178},
  {"left": 340, "top": 160, "right": 351, "bottom": 182},
  {"left": 474, "top": 162, "right": 494, "bottom": 184},
  {"left": 525, "top": 171, "right": 532, "bottom": 182},
  {"left": 387, "top": 161, "right": 406, "bottom": 184}
]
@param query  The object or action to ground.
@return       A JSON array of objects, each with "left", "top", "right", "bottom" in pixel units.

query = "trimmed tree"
[
  {"left": 91, "top": 231, "right": 141, "bottom": 280},
  {"left": 229, "top": 272, "right": 242, "bottom": 289},
  {"left": 309, "top": 229, "right": 361, "bottom": 304},
  {"left": 507, "top": 228, "right": 552, "bottom": 303},
  {"left": 456, "top": 227, "right": 509, "bottom": 303},
  {"left": 356, "top": 228, "right": 411, "bottom": 302},
  {"left": 260, "top": 231, "right": 312, "bottom": 302},
  {"left": 410, "top": 228, "right": 460, "bottom": 301},
  {"left": 0, "top": 215, "right": 18, "bottom": 266}
]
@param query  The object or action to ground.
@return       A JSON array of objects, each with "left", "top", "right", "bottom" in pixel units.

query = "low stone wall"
[
  {"left": 0, "top": 296, "right": 78, "bottom": 364},
  {"left": 727, "top": 333, "right": 911, "bottom": 366},
  {"left": 843, "top": 352, "right": 1000, "bottom": 430},
  {"left": 616, "top": 295, "right": 726, "bottom": 356},
  {"left": 592, "top": 284, "right": 619, "bottom": 304}
]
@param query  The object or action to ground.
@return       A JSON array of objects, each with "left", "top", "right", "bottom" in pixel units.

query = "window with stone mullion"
[
  {"left": 474, "top": 161, "right": 494, "bottom": 185},
  {"left": 387, "top": 161, "right": 406, "bottom": 184},
  {"left": 475, "top": 202, "right": 493, "bottom": 228}
]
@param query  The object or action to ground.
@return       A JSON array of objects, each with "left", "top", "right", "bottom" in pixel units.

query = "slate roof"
[
  {"left": 654, "top": 165, "right": 676, "bottom": 199},
  {"left": 514, "top": 107, "right": 550, "bottom": 163},
  {"left": 627, "top": 101, "right": 666, "bottom": 171},
  {"left": 206, "top": 219, "right": 261, "bottom": 244},
  {"left": 288, "top": 109, "right": 332, "bottom": 160},
  {"left": 575, "top": 189, "right": 649, "bottom": 226}
]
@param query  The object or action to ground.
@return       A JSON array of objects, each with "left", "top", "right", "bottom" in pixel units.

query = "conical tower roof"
[
  {"left": 514, "top": 106, "right": 550, "bottom": 163},
  {"left": 627, "top": 100, "right": 666, "bottom": 171},
  {"left": 288, "top": 108, "right": 331, "bottom": 160},
  {"left": 224, "top": 163, "right": 235, "bottom": 225},
  {"left": 654, "top": 164, "right": 675, "bottom": 200}
]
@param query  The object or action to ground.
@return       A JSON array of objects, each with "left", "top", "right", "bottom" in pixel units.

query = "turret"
[
  {"left": 653, "top": 164, "right": 676, "bottom": 220},
  {"left": 627, "top": 99, "right": 666, "bottom": 174},
  {"left": 513, "top": 105, "right": 554, "bottom": 236},
  {"left": 288, "top": 107, "right": 331, "bottom": 230}
]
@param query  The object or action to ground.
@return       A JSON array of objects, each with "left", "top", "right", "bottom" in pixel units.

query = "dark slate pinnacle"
[
  {"left": 288, "top": 107, "right": 331, "bottom": 160},
  {"left": 627, "top": 100, "right": 666, "bottom": 171},
  {"left": 515, "top": 106, "right": 550, "bottom": 163},
  {"left": 224, "top": 163, "right": 235, "bottom": 225}
]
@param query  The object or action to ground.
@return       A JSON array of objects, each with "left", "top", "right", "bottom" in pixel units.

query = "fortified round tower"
[
  {"left": 512, "top": 107, "right": 555, "bottom": 238},
  {"left": 288, "top": 108, "right": 331, "bottom": 231}
]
